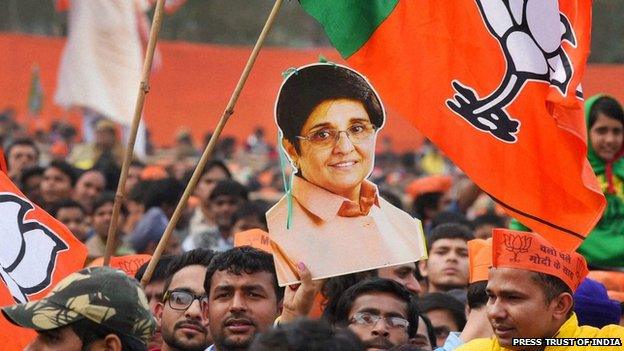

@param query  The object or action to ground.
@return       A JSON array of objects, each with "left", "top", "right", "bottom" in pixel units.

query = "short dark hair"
[
  {"left": 47, "top": 160, "right": 79, "bottom": 186},
  {"left": 6, "top": 137, "right": 39, "bottom": 167},
  {"left": 231, "top": 201, "right": 268, "bottom": 229},
  {"left": 69, "top": 318, "right": 146, "bottom": 351},
  {"left": 19, "top": 165, "right": 45, "bottom": 186},
  {"left": 49, "top": 199, "right": 85, "bottom": 218},
  {"left": 530, "top": 272, "right": 573, "bottom": 304},
  {"left": 472, "top": 213, "right": 505, "bottom": 229},
  {"left": 163, "top": 249, "right": 215, "bottom": 293},
  {"left": 142, "top": 177, "right": 184, "bottom": 210},
  {"left": 466, "top": 280, "right": 488, "bottom": 310},
  {"left": 200, "top": 159, "right": 231, "bottom": 178},
  {"left": 250, "top": 318, "right": 365, "bottom": 351},
  {"left": 430, "top": 211, "right": 472, "bottom": 230},
  {"left": 417, "top": 312, "right": 437, "bottom": 348},
  {"left": 209, "top": 179, "right": 248, "bottom": 201},
  {"left": 134, "top": 255, "right": 176, "bottom": 284},
  {"left": 276, "top": 64, "right": 384, "bottom": 152},
  {"left": 412, "top": 192, "right": 443, "bottom": 220},
  {"left": 321, "top": 270, "right": 378, "bottom": 321},
  {"left": 417, "top": 293, "right": 467, "bottom": 331},
  {"left": 93, "top": 191, "right": 128, "bottom": 217},
  {"left": 204, "top": 246, "right": 283, "bottom": 301},
  {"left": 588, "top": 95, "right": 624, "bottom": 129},
  {"left": 330, "top": 278, "right": 419, "bottom": 338},
  {"left": 427, "top": 223, "right": 474, "bottom": 252}
]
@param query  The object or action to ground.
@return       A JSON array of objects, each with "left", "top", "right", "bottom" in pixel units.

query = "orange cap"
[
  {"left": 234, "top": 229, "right": 272, "bottom": 254},
  {"left": 406, "top": 175, "right": 452, "bottom": 199},
  {"left": 492, "top": 229, "right": 588, "bottom": 292},
  {"left": 468, "top": 238, "right": 492, "bottom": 283}
]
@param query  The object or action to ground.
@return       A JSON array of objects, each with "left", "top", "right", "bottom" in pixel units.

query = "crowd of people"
[{"left": 2, "top": 72, "right": 624, "bottom": 350}]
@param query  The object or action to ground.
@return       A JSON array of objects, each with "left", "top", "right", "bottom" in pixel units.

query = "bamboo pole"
[
  {"left": 103, "top": 0, "right": 166, "bottom": 266},
  {"left": 140, "top": 0, "right": 284, "bottom": 286}
]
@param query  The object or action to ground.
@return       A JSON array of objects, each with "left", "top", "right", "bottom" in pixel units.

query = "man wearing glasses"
[
  {"left": 155, "top": 249, "right": 214, "bottom": 351},
  {"left": 328, "top": 278, "right": 419, "bottom": 350}
]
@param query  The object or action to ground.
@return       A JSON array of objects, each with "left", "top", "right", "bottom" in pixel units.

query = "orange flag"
[
  {"left": 88, "top": 254, "right": 152, "bottom": 277},
  {"left": 0, "top": 170, "right": 88, "bottom": 350},
  {"left": 301, "top": 0, "right": 605, "bottom": 251}
]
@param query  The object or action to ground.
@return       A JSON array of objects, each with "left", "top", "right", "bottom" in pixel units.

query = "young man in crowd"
[
  {"left": 419, "top": 223, "right": 474, "bottom": 293},
  {"left": 72, "top": 168, "right": 106, "bottom": 214},
  {"left": 155, "top": 249, "right": 214, "bottom": 351},
  {"left": 50, "top": 199, "right": 89, "bottom": 242},
  {"left": 40, "top": 160, "right": 78, "bottom": 211},
  {"left": 456, "top": 229, "right": 624, "bottom": 351},
  {"left": 329, "top": 278, "right": 419, "bottom": 350},
  {"left": 435, "top": 238, "right": 493, "bottom": 351},
  {"left": 184, "top": 160, "right": 232, "bottom": 251},
  {"left": 203, "top": 246, "right": 284, "bottom": 351},
  {"left": 136, "top": 255, "right": 176, "bottom": 351},
  {"left": 189, "top": 180, "right": 248, "bottom": 252},
  {"left": 6, "top": 137, "right": 39, "bottom": 183},
  {"left": 1, "top": 266, "right": 155, "bottom": 351},
  {"left": 85, "top": 191, "right": 134, "bottom": 259},
  {"left": 418, "top": 293, "right": 467, "bottom": 347}
]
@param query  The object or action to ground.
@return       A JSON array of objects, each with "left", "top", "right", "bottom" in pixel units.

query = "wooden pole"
[
  {"left": 103, "top": 0, "right": 166, "bottom": 266},
  {"left": 140, "top": 0, "right": 284, "bottom": 286}
]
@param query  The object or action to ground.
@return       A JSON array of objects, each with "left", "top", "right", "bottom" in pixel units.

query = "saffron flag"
[
  {"left": 0, "top": 170, "right": 88, "bottom": 349},
  {"left": 300, "top": 0, "right": 605, "bottom": 251}
]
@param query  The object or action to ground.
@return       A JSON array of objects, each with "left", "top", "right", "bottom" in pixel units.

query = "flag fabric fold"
[{"left": 301, "top": 0, "right": 605, "bottom": 251}]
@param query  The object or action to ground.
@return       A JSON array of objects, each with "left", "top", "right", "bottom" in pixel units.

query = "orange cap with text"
[
  {"left": 468, "top": 238, "right": 492, "bottom": 283},
  {"left": 234, "top": 229, "right": 273, "bottom": 254},
  {"left": 492, "top": 229, "right": 588, "bottom": 292}
]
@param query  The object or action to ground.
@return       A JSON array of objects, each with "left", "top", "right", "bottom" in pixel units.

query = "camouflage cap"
[{"left": 1, "top": 266, "right": 155, "bottom": 345}]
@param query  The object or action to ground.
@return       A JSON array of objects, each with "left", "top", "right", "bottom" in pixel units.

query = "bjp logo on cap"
[{"left": 503, "top": 232, "right": 532, "bottom": 262}]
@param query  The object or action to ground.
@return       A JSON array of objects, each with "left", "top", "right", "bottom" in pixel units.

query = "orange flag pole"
[
  {"left": 140, "top": 0, "right": 284, "bottom": 286},
  {"left": 103, "top": 0, "right": 166, "bottom": 266}
]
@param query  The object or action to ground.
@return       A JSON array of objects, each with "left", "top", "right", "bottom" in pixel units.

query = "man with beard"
[
  {"left": 155, "top": 249, "right": 214, "bottom": 351},
  {"left": 204, "top": 246, "right": 284, "bottom": 351},
  {"left": 329, "top": 278, "right": 419, "bottom": 350}
]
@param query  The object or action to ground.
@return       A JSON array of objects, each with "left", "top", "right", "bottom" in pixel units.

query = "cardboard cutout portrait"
[{"left": 267, "top": 63, "right": 427, "bottom": 286}]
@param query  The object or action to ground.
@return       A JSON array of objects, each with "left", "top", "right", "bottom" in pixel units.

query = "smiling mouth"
[{"left": 329, "top": 161, "right": 358, "bottom": 168}]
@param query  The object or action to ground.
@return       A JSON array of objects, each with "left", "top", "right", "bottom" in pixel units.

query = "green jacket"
[{"left": 511, "top": 95, "right": 624, "bottom": 267}]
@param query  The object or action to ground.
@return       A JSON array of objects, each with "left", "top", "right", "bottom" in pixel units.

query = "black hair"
[
  {"left": 249, "top": 318, "right": 365, "bottom": 351},
  {"left": 417, "top": 312, "right": 438, "bottom": 348},
  {"left": 209, "top": 179, "right": 248, "bottom": 201},
  {"left": 231, "top": 201, "right": 268, "bottom": 229},
  {"left": 134, "top": 255, "right": 176, "bottom": 284},
  {"left": 47, "top": 160, "right": 79, "bottom": 186},
  {"left": 49, "top": 199, "right": 85, "bottom": 218},
  {"left": 530, "top": 272, "right": 573, "bottom": 305},
  {"left": 427, "top": 223, "right": 474, "bottom": 252},
  {"left": 20, "top": 165, "right": 45, "bottom": 186},
  {"left": 321, "top": 270, "right": 378, "bottom": 321},
  {"left": 276, "top": 64, "right": 384, "bottom": 152},
  {"left": 204, "top": 246, "right": 283, "bottom": 301},
  {"left": 200, "top": 159, "right": 231, "bottom": 178},
  {"left": 162, "top": 249, "right": 214, "bottom": 293},
  {"left": 329, "top": 278, "right": 419, "bottom": 338},
  {"left": 6, "top": 137, "right": 39, "bottom": 168},
  {"left": 472, "top": 213, "right": 505, "bottom": 229},
  {"left": 412, "top": 192, "right": 443, "bottom": 220},
  {"left": 390, "top": 345, "right": 427, "bottom": 351},
  {"left": 430, "top": 211, "right": 472, "bottom": 231},
  {"left": 466, "top": 280, "right": 488, "bottom": 310},
  {"left": 417, "top": 293, "right": 467, "bottom": 331},
  {"left": 142, "top": 177, "right": 184, "bottom": 210},
  {"left": 588, "top": 96, "right": 624, "bottom": 129},
  {"left": 69, "top": 318, "right": 146, "bottom": 351},
  {"left": 93, "top": 191, "right": 128, "bottom": 217}
]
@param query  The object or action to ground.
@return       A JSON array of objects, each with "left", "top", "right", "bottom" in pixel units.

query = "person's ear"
[
  {"left": 418, "top": 260, "right": 428, "bottom": 278},
  {"left": 550, "top": 292, "right": 574, "bottom": 321},
  {"left": 281, "top": 138, "right": 299, "bottom": 166},
  {"left": 154, "top": 301, "right": 165, "bottom": 322},
  {"left": 90, "top": 334, "right": 122, "bottom": 351}
]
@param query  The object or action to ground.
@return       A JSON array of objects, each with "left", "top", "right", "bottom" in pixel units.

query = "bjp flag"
[
  {"left": 0, "top": 170, "right": 88, "bottom": 349},
  {"left": 300, "top": 0, "right": 605, "bottom": 251}
]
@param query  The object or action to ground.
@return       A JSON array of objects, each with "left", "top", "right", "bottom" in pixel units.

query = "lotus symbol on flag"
[
  {"left": 446, "top": 0, "right": 577, "bottom": 143},
  {"left": 0, "top": 194, "right": 68, "bottom": 303},
  {"left": 504, "top": 233, "right": 532, "bottom": 262}
]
